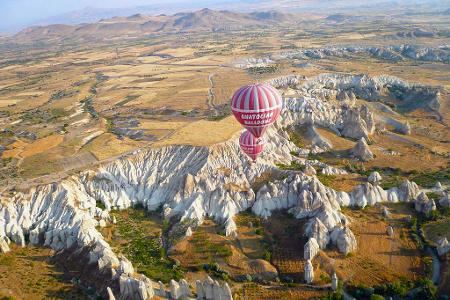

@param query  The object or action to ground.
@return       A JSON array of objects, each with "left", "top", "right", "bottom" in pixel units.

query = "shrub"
[
  {"left": 315, "top": 291, "right": 344, "bottom": 300},
  {"left": 347, "top": 284, "right": 374, "bottom": 298},
  {"left": 263, "top": 249, "right": 271, "bottom": 262},
  {"left": 414, "top": 278, "right": 437, "bottom": 299},
  {"left": 320, "top": 273, "right": 331, "bottom": 284},
  {"left": 316, "top": 174, "right": 336, "bottom": 188},
  {"left": 370, "top": 294, "right": 385, "bottom": 300}
]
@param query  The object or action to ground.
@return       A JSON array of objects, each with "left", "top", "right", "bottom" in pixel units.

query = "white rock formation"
[
  {"left": 439, "top": 192, "right": 449, "bottom": 208},
  {"left": 332, "top": 226, "right": 357, "bottom": 255},
  {"left": 437, "top": 238, "right": 450, "bottom": 256},
  {"left": 368, "top": 171, "right": 382, "bottom": 185},
  {"left": 170, "top": 279, "right": 182, "bottom": 299},
  {"left": 99, "top": 219, "right": 107, "bottom": 227},
  {"left": 196, "top": 276, "right": 232, "bottom": 300},
  {"left": 306, "top": 125, "right": 333, "bottom": 153},
  {"left": 157, "top": 281, "right": 167, "bottom": 298},
  {"left": 387, "top": 226, "right": 394, "bottom": 237},
  {"left": 268, "top": 75, "right": 301, "bottom": 89},
  {"left": 0, "top": 73, "right": 431, "bottom": 298},
  {"left": 331, "top": 272, "right": 338, "bottom": 291},
  {"left": 281, "top": 97, "right": 375, "bottom": 140},
  {"left": 304, "top": 165, "right": 317, "bottom": 176},
  {"left": 119, "top": 274, "right": 154, "bottom": 300},
  {"left": 118, "top": 256, "right": 134, "bottom": 275},
  {"left": 107, "top": 287, "right": 116, "bottom": 300},
  {"left": 305, "top": 260, "right": 314, "bottom": 283},
  {"left": 179, "top": 279, "right": 192, "bottom": 298},
  {"left": 185, "top": 226, "right": 193, "bottom": 237},
  {"left": 304, "top": 237, "right": 320, "bottom": 260},
  {"left": 0, "top": 236, "right": 10, "bottom": 253},
  {"left": 351, "top": 138, "right": 374, "bottom": 161},
  {"left": 415, "top": 192, "right": 436, "bottom": 215},
  {"left": 382, "top": 206, "right": 390, "bottom": 218},
  {"left": 321, "top": 166, "right": 348, "bottom": 176},
  {"left": 305, "top": 217, "right": 331, "bottom": 249}
]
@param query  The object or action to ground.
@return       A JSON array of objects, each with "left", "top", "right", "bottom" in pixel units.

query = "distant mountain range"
[{"left": 13, "top": 8, "right": 300, "bottom": 42}]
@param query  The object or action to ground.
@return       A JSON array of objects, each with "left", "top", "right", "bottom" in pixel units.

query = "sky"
[{"left": 0, "top": 0, "right": 203, "bottom": 32}]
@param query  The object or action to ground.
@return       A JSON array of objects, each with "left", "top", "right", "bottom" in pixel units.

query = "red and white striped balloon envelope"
[
  {"left": 231, "top": 83, "right": 282, "bottom": 138},
  {"left": 239, "top": 130, "right": 265, "bottom": 161}
]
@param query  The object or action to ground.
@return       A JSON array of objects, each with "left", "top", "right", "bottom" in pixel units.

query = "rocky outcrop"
[
  {"left": 304, "top": 165, "right": 317, "bottom": 176},
  {"left": 268, "top": 75, "right": 301, "bottom": 89},
  {"left": 272, "top": 44, "right": 449, "bottom": 64},
  {"left": 397, "top": 121, "right": 411, "bottom": 135},
  {"left": 305, "top": 125, "right": 333, "bottom": 153},
  {"left": 331, "top": 273, "right": 338, "bottom": 291},
  {"left": 304, "top": 260, "right": 314, "bottom": 283},
  {"left": 414, "top": 192, "right": 436, "bottom": 215},
  {"left": 321, "top": 166, "right": 348, "bottom": 176},
  {"left": 382, "top": 206, "right": 390, "bottom": 218},
  {"left": 185, "top": 226, "right": 193, "bottom": 237},
  {"left": 196, "top": 276, "right": 232, "bottom": 300},
  {"left": 281, "top": 96, "right": 375, "bottom": 141},
  {"left": 118, "top": 256, "right": 134, "bottom": 275},
  {"left": 340, "top": 106, "right": 375, "bottom": 140},
  {"left": 437, "top": 238, "right": 450, "bottom": 256},
  {"left": 119, "top": 274, "right": 154, "bottom": 300},
  {"left": 0, "top": 236, "right": 10, "bottom": 253},
  {"left": 283, "top": 73, "right": 442, "bottom": 114},
  {"left": 253, "top": 172, "right": 421, "bottom": 255},
  {"left": 331, "top": 226, "right": 357, "bottom": 255},
  {"left": 351, "top": 138, "right": 374, "bottom": 161},
  {"left": 253, "top": 172, "right": 352, "bottom": 253},
  {"left": 170, "top": 279, "right": 182, "bottom": 299},
  {"left": 305, "top": 217, "right": 331, "bottom": 249},
  {"left": 386, "top": 226, "right": 394, "bottom": 237},
  {"left": 234, "top": 57, "right": 274, "bottom": 69},
  {"left": 304, "top": 237, "right": 320, "bottom": 260},
  {"left": 107, "top": 287, "right": 116, "bottom": 300},
  {"left": 439, "top": 192, "right": 449, "bottom": 208},
  {"left": 368, "top": 171, "right": 382, "bottom": 185},
  {"left": 348, "top": 179, "right": 420, "bottom": 208}
]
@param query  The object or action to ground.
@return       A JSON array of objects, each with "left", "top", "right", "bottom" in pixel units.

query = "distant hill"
[{"left": 13, "top": 9, "right": 298, "bottom": 42}]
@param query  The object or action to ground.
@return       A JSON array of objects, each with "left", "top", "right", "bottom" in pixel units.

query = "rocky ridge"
[{"left": 271, "top": 44, "right": 450, "bottom": 64}]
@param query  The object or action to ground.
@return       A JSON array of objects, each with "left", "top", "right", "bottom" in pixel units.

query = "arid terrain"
[{"left": 0, "top": 2, "right": 449, "bottom": 300}]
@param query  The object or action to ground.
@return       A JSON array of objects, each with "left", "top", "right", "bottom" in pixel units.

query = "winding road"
[{"left": 207, "top": 73, "right": 220, "bottom": 116}]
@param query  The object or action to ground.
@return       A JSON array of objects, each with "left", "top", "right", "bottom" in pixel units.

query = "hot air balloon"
[
  {"left": 231, "top": 83, "right": 282, "bottom": 138},
  {"left": 239, "top": 130, "right": 265, "bottom": 161}
]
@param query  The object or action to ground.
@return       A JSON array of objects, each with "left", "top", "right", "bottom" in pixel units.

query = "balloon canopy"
[
  {"left": 231, "top": 83, "right": 282, "bottom": 138},
  {"left": 239, "top": 130, "right": 265, "bottom": 161}
]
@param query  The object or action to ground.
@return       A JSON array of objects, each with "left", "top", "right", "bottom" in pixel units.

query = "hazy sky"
[{"left": 0, "top": 0, "right": 200, "bottom": 31}]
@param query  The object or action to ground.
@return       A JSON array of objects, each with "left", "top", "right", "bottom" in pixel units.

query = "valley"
[{"left": 0, "top": 3, "right": 449, "bottom": 300}]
